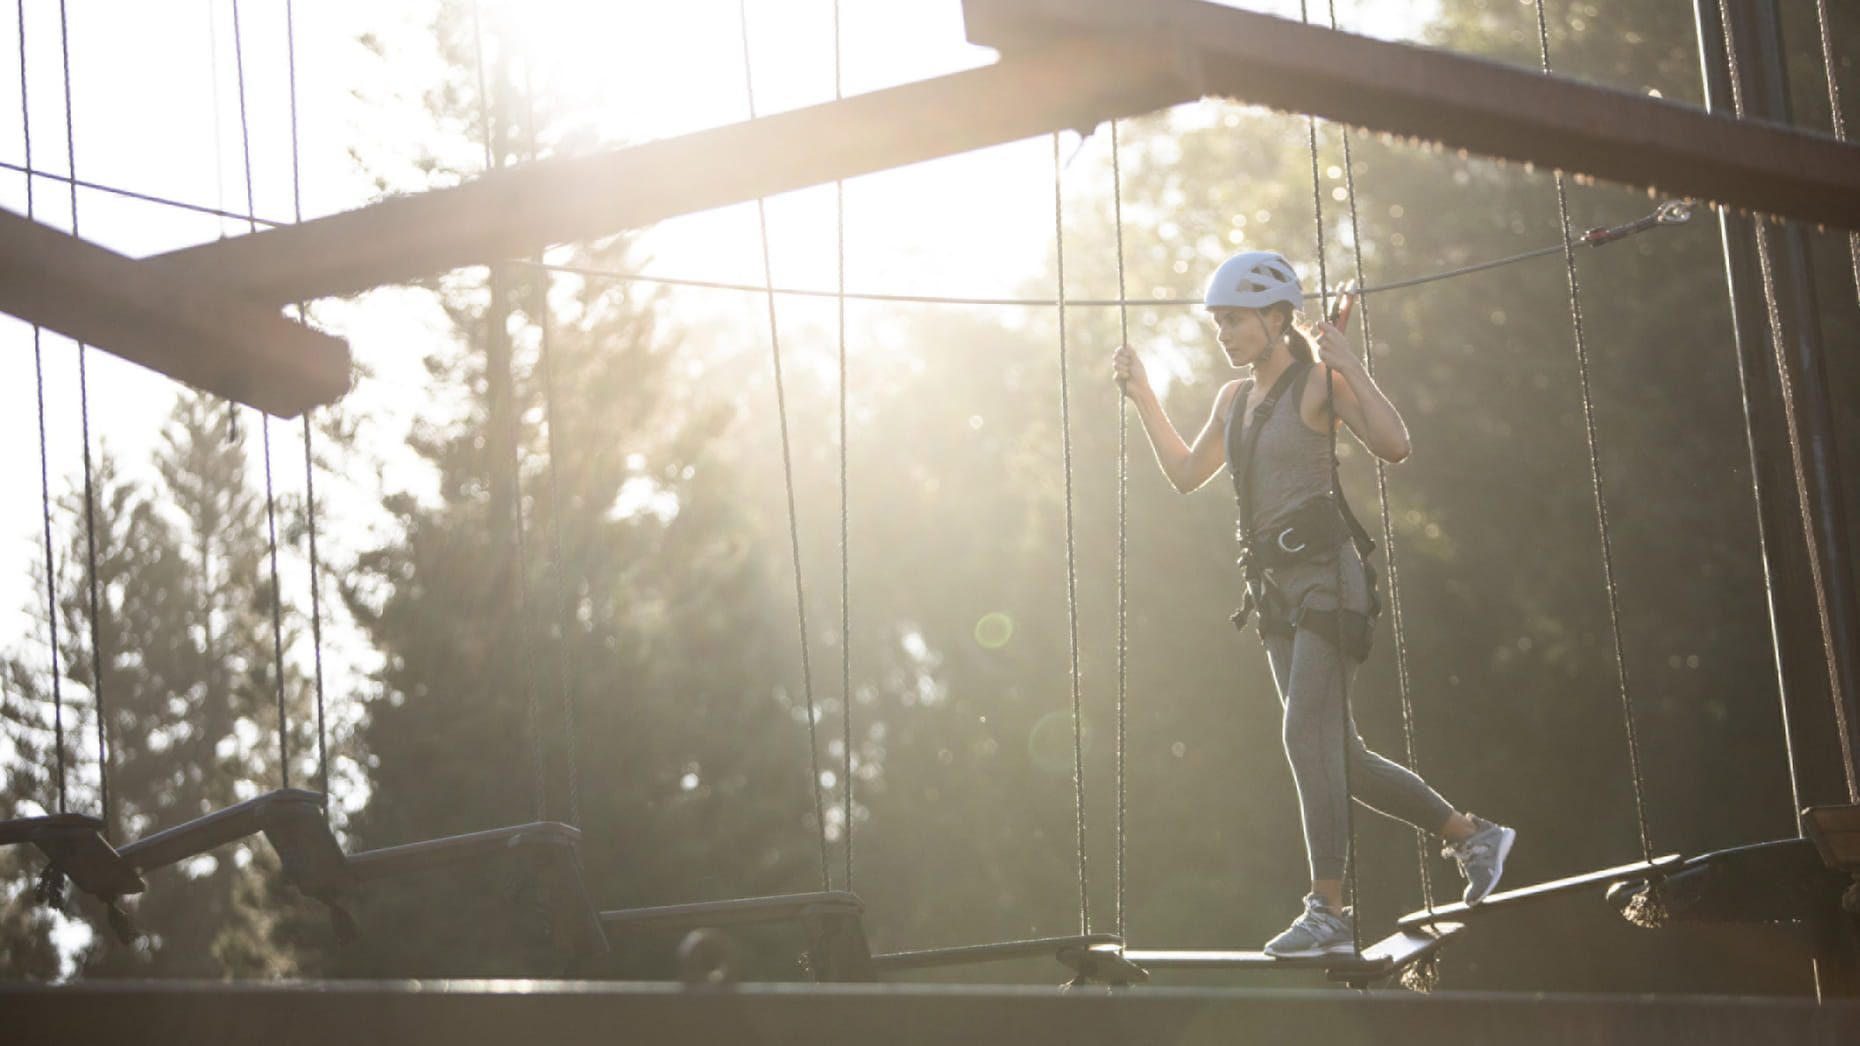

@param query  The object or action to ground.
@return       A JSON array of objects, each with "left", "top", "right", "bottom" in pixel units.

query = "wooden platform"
[{"left": 3, "top": 980, "right": 1853, "bottom": 1046}]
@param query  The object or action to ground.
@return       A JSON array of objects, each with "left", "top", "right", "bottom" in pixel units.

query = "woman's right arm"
[{"left": 1114, "top": 345, "right": 1239, "bottom": 494}]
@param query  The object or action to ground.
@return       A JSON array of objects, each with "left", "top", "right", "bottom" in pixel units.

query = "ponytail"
[{"left": 1266, "top": 302, "right": 1320, "bottom": 364}]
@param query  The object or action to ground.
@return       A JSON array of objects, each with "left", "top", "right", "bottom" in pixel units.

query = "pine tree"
[
  {"left": 328, "top": 0, "right": 833, "bottom": 977},
  {"left": 1, "top": 397, "right": 322, "bottom": 978}
]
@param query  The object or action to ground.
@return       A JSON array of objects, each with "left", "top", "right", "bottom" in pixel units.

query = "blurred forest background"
[{"left": 4, "top": 0, "right": 1858, "bottom": 994}]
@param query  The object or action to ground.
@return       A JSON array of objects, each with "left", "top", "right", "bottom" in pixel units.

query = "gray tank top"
[{"left": 1224, "top": 366, "right": 1334, "bottom": 535}]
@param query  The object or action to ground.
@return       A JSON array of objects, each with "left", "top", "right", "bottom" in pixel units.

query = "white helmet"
[{"left": 1204, "top": 250, "right": 1304, "bottom": 310}]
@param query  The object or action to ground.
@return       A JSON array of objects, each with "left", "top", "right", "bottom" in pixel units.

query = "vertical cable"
[
  {"left": 1052, "top": 131, "right": 1090, "bottom": 936},
  {"left": 1109, "top": 120, "right": 1130, "bottom": 940},
  {"left": 283, "top": 0, "right": 330, "bottom": 806},
  {"left": 20, "top": 0, "right": 69, "bottom": 814},
  {"left": 231, "top": 0, "right": 292, "bottom": 790},
  {"left": 1327, "top": 0, "right": 1436, "bottom": 917},
  {"left": 832, "top": 0, "right": 854, "bottom": 894},
  {"left": 1534, "top": 0, "right": 1658, "bottom": 859},
  {"left": 56, "top": 0, "right": 108, "bottom": 832},
  {"left": 522, "top": 60, "right": 580, "bottom": 827},
  {"left": 1713, "top": 0, "right": 1858, "bottom": 805},
  {"left": 737, "top": 0, "right": 832, "bottom": 892},
  {"left": 1297, "top": 0, "right": 1360, "bottom": 958},
  {"left": 471, "top": 2, "right": 547, "bottom": 822}
]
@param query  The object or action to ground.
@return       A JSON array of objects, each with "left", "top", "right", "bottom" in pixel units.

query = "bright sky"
[{"left": 0, "top": 0, "right": 1437, "bottom": 805}]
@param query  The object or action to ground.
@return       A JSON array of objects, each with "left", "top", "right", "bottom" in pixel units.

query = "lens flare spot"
[{"left": 974, "top": 611, "right": 1014, "bottom": 649}]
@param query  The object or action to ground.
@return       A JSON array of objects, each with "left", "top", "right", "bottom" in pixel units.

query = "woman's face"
[{"left": 1208, "top": 306, "right": 1277, "bottom": 368}]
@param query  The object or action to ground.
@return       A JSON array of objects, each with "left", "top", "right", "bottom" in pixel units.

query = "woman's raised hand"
[
  {"left": 1296, "top": 314, "right": 1363, "bottom": 376},
  {"left": 1112, "top": 344, "right": 1149, "bottom": 399}
]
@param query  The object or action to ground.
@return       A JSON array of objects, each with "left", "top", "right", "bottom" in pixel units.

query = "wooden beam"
[
  {"left": 6, "top": 980, "right": 1859, "bottom": 1046},
  {"left": 0, "top": 208, "right": 350, "bottom": 417},
  {"left": 964, "top": 0, "right": 1860, "bottom": 231},
  {"left": 141, "top": 38, "right": 1198, "bottom": 306}
]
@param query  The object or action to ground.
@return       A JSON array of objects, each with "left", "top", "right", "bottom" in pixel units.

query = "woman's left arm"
[{"left": 1298, "top": 316, "right": 1412, "bottom": 463}]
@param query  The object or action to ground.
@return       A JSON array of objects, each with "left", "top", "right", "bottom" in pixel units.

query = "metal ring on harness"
[{"left": 1275, "top": 528, "right": 1307, "bottom": 555}]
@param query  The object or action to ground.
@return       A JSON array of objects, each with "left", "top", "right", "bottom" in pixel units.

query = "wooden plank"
[
  {"left": 9, "top": 980, "right": 1857, "bottom": 1046},
  {"left": 1123, "top": 948, "right": 1302, "bottom": 970},
  {"left": 0, "top": 207, "right": 350, "bottom": 417},
  {"left": 117, "top": 788, "right": 326, "bottom": 874},
  {"left": 1055, "top": 942, "right": 1150, "bottom": 986},
  {"left": 1125, "top": 924, "right": 1459, "bottom": 977},
  {"left": 0, "top": 814, "right": 145, "bottom": 899},
  {"left": 0, "top": 812, "right": 105, "bottom": 846},
  {"left": 600, "top": 891, "right": 863, "bottom": 930},
  {"left": 140, "top": 38, "right": 1197, "bottom": 306},
  {"left": 1804, "top": 804, "right": 1860, "bottom": 870},
  {"left": 1398, "top": 855, "right": 1683, "bottom": 930},
  {"left": 964, "top": 0, "right": 1860, "bottom": 231},
  {"left": 870, "top": 934, "right": 1124, "bottom": 972},
  {"left": 1329, "top": 924, "right": 1462, "bottom": 984},
  {"left": 345, "top": 821, "right": 582, "bottom": 884}
]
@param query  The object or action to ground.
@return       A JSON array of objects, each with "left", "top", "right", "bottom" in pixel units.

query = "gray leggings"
[{"left": 1257, "top": 549, "right": 1457, "bottom": 882}]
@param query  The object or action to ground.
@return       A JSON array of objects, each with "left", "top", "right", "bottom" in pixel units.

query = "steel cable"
[
  {"left": 832, "top": 0, "right": 854, "bottom": 893},
  {"left": 1109, "top": 120, "right": 1130, "bottom": 941},
  {"left": 231, "top": 0, "right": 293, "bottom": 791},
  {"left": 1051, "top": 131, "right": 1091, "bottom": 936},
  {"left": 57, "top": 0, "right": 108, "bottom": 832},
  {"left": 737, "top": 0, "right": 832, "bottom": 892},
  {"left": 1713, "top": 0, "right": 1858, "bottom": 805},
  {"left": 522, "top": 61, "right": 580, "bottom": 829},
  {"left": 282, "top": 0, "right": 331, "bottom": 807},
  {"left": 1327, "top": 0, "right": 1438, "bottom": 919},
  {"left": 472, "top": 1, "right": 548, "bottom": 823},
  {"left": 1534, "top": 0, "right": 1657, "bottom": 861},
  {"left": 19, "top": 0, "right": 68, "bottom": 815},
  {"left": 1297, "top": 0, "right": 1362, "bottom": 959}
]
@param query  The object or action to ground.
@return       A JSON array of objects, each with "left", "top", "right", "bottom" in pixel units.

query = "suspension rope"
[
  {"left": 0, "top": 149, "right": 1681, "bottom": 310},
  {"left": 283, "top": 0, "right": 330, "bottom": 806},
  {"left": 832, "top": 0, "right": 854, "bottom": 894},
  {"left": 471, "top": 2, "right": 548, "bottom": 823},
  {"left": 57, "top": 0, "right": 108, "bottom": 833},
  {"left": 1051, "top": 130, "right": 1090, "bottom": 936},
  {"left": 1294, "top": 0, "right": 1362, "bottom": 959},
  {"left": 231, "top": 0, "right": 293, "bottom": 791},
  {"left": 518, "top": 206, "right": 1684, "bottom": 311},
  {"left": 1327, "top": 0, "right": 1438, "bottom": 918},
  {"left": 19, "top": 1, "right": 68, "bottom": 815},
  {"left": 737, "top": 0, "right": 832, "bottom": 892},
  {"left": 1714, "top": 0, "right": 1859, "bottom": 805},
  {"left": 1812, "top": 0, "right": 1860, "bottom": 307},
  {"left": 1109, "top": 120, "right": 1130, "bottom": 940},
  {"left": 522, "top": 61, "right": 580, "bottom": 828},
  {"left": 0, "top": 160, "right": 290, "bottom": 226},
  {"left": 1534, "top": 0, "right": 1656, "bottom": 862}
]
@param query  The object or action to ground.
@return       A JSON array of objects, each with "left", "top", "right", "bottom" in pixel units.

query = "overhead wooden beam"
[
  {"left": 141, "top": 38, "right": 1199, "bottom": 306},
  {"left": 0, "top": 208, "right": 350, "bottom": 417},
  {"left": 964, "top": 0, "right": 1860, "bottom": 231}
]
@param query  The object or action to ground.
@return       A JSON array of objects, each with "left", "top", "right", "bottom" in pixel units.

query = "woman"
[{"left": 1111, "top": 250, "right": 1514, "bottom": 958}]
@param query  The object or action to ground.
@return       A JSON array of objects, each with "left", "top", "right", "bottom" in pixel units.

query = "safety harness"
[{"left": 1227, "top": 357, "right": 1382, "bottom": 661}]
